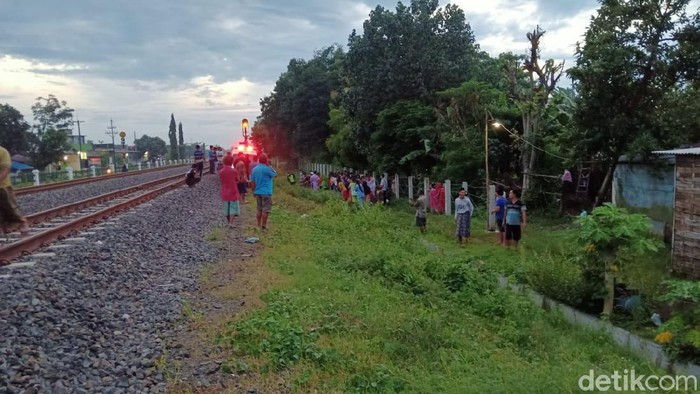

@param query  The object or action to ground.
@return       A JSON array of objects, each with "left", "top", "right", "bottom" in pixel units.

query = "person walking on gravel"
[
  {"left": 218, "top": 155, "right": 240, "bottom": 228},
  {"left": 208, "top": 145, "right": 218, "bottom": 174},
  {"left": 250, "top": 154, "right": 277, "bottom": 230},
  {"left": 0, "top": 146, "right": 29, "bottom": 236}
]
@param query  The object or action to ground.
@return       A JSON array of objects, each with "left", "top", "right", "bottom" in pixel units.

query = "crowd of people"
[{"left": 295, "top": 169, "right": 527, "bottom": 248}]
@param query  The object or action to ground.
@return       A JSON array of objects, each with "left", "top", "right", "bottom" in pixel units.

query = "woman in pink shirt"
[{"left": 219, "top": 155, "right": 241, "bottom": 228}]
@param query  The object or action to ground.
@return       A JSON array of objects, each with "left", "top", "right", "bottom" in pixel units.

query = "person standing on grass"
[
  {"left": 380, "top": 174, "right": 389, "bottom": 205},
  {"left": 310, "top": 171, "right": 320, "bottom": 191},
  {"left": 235, "top": 159, "right": 248, "bottom": 204},
  {"left": 505, "top": 189, "right": 527, "bottom": 248},
  {"left": 429, "top": 184, "right": 439, "bottom": 213},
  {"left": 412, "top": 189, "right": 428, "bottom": 234},
  {"left": 250, "top": 154, "right": 277, "bottom": 230},
  {"left": 492, "top": 187, "right": 508, "bottom": 245},
  {"left": 218, "top": 155, "right": 240, "bottom": 228},
  {"left": 354, "top": 178, "right": 365, "bottom": 207},
  {"left": 0, "top": 146, "right": 30, "bottom": 236},
  {"left": 454, "top": 188, "right": 474, "bottom": 246}
]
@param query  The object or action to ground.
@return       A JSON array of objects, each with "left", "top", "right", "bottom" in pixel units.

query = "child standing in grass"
[
  {"left": 219, "top": 155, "right": 241, "bottom": 228},
  {"left": 412, "top": 189, "right": 427, "bottom": 234}
]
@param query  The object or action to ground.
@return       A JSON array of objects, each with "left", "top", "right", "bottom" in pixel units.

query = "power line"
[{"left": 492, "top": 121, "right": 569, "bottom": 161}]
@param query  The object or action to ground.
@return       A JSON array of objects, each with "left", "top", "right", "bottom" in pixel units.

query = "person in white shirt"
[
  {"left": 454, "top": 188, "right": 474, "bottom": 246},
  {"left": 380, "top": 175, "right": 389, "bottom": 205}
]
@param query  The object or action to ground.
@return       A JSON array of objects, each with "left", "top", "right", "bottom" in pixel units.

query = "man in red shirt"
[{"left": 218, "top": 155, "right": 241, "bottom": 227}]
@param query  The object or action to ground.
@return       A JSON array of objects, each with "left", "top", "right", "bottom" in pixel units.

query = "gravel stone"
[
  {"left": 17, "top": 166, "right": 188, "bottom": 215},
  {"left": 0, "top": 175, "right": 231, "bottom": 392}
]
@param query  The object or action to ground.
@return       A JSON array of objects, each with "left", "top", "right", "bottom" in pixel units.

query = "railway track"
[
  {"left": 0, "top": 172, "right": 188, "bottom": 265},
  {"left": 14, "top": 163, "right": 189, "bottom": 196}
]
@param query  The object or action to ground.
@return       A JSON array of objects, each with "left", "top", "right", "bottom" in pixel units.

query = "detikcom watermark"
[{"left": 578, "top": 369, "right": 698, "bottom": 392}]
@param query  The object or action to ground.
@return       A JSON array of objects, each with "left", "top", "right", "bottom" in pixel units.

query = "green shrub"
[
  {"left": 523, "top": 250, "right": 597, "bottom": 307},
  {"left": 656, "top": 280, "right": 700, "bottom": 364},
  {"left": 574, "top": 204, "right": 661, "bottom": 316}
]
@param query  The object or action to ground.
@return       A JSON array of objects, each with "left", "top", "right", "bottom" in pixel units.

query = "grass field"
[{"left": 215, "top": 182, "right": 671, "bottom": 393}]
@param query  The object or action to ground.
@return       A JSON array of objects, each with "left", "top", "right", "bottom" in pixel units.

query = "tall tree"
[
  {"left": 178, "top": 122, "right": 185, "bottom": 160},
  {"left": 568, "top": 0, "right": 700, "bottom": 207},
  {"left": 343, "top": 0, "right": 478, "bottom": 148},
  {"left": 255, "top": 45, "right": 344, "bottom": 160},
  {"left": 168, "top": 114, "right": 178, "bottom": 160},
  {"left": 504, "top": 26, "right": 564, "bottom": 197},
  {"left": 0, "top": 104, "right": 34, "bottom": 155},
  {"left": 30, "top": 95, "right": 72, "bottom": 169},
  {"left": 30, "top": 94, "right": 74, "bottom": 137},
  {"left": 135, "top": 135, "right": 167, "bottom": 160},
  {"left": 371, "top": 100, "right": 438, "bottom": 174}
]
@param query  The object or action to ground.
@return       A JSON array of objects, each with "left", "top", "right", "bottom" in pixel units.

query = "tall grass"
[{"left": 216, "top": 182, "right": 664, "bottom": 393}]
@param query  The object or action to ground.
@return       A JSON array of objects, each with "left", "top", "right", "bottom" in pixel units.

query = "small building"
[
  {"left": 612, "top": 155, "right": 675, "bottom": 236},
  {"left": 653, "top": 148, "right": 700, "bottom": 279}
]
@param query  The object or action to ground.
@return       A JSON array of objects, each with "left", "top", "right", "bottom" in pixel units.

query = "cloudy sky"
[{"left": 0, "top": 0, "right": 615, "bottom": 148}]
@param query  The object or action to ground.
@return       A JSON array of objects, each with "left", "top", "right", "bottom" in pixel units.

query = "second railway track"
[
  {"left": 0, "top": 173, "right": 187, "bottom": 265},
  {"left": 14, "top": 164, "right": 189, "bottom": 196}
]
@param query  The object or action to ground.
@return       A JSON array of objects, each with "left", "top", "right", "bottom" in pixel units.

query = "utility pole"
[
  {"left": 106, "top": 119, "right": 118, "bottom": 167},
  {"left": 72, "top": 117, "right": 85, "bottom": 169}
]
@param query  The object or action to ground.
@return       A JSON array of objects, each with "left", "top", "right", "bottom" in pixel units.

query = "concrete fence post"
[
  {"left": 487, "top": 184, "right": 496, "bottom": 232},
  {"left": 408, "top": 176, "right": 414, "bottom": 200},
  {"left": 90, "top": 165, "right": 96, "bottom": 177},
  {"left": 445, "top": 180, "right": 452, "bottom": 216},
  {"left": 32, "top": 169, "right": 40, "bottom": 186},
  {"left": 394, "top": 174, "right": 400, "bottom": 199},
  {"left": 67, "top": 167, "right": 74, "bottom": 180},
  {"left": 424, "top": 177, "right": 431, "bottom": 210}
]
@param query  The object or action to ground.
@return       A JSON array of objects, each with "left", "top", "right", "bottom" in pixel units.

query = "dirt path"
[{"left": 162, "top": 209, "right": 276, "bottom": 394}]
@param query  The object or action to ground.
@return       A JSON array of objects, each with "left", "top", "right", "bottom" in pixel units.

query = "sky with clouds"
[{"left": 0, "top": 0, "right": 683, "bottom": 149}]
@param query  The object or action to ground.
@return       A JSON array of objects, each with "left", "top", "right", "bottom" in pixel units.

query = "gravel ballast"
[
  {"left": 0, "top": 175, "right": 240, "bottom": 393},
  {"left": 16, "top": 166, "right": 190, "bottom": 216}
]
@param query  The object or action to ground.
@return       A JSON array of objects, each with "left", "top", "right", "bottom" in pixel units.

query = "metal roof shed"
[{"left": 653, "top": 148, "right": 700, "bottom": 279}]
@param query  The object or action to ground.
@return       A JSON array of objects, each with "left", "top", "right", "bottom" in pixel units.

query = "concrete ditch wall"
[{"left": 497, "top": 276, "right": 700, "bottom": 377}]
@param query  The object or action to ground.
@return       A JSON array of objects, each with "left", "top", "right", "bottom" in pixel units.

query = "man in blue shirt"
[
  {"left": 193, "top": 145, "right": 204, "bottom": 177},
  {"left": 491, "top": 187, "right": 508, "bottom": 245},
  {"left": 208, "top": 145, "right": 218, "bottom": 174},
  {"left": 250, "top": 154, "right": 277, "bottom": 230},
  {"left": 504, "top": 189, "right": 527, "bottom": 249}
]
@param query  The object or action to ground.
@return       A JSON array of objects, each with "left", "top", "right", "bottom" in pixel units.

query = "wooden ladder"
[{"left": 576, "top": 166, "right": 591, "bottom": 198}]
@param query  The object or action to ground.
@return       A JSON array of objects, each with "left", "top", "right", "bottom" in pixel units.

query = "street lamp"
[{"left": 485, "top": 112, "right": 505, "bottom": 232}]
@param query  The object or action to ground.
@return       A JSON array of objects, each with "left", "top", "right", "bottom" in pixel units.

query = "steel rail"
[
  {"left": 0, "top": 178, "right": 185, "bottom": 264},
  {"left": 15, "top": 164, "right": 189, "bottom": 196},
  {"left": 22, "top": 173, "right": 185, "bottom": 225}
]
